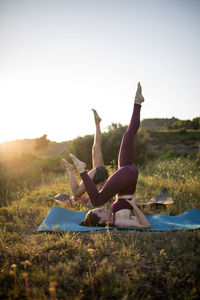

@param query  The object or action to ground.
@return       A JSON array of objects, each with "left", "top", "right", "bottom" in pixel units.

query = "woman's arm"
[
  {"left": 114, "top": 208, "right": 150, "bottom": 228},
  {"left": 131, "top": 197, "right": 150, "bottom": 228}
]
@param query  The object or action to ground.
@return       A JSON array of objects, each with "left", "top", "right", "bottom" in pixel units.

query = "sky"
[{"left": 0, "top": 0, "right": 200, "bottom": 144}]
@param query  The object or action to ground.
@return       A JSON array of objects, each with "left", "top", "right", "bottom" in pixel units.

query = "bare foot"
[
  {"left": 69, "top": 153, "right": 86, "bottom": 173},
  {"left": 62, "top": 158, "right": 75, "bottom": 171},
  {"left": 92, "top": 109, "right": 101, "bottom": 123},
  {"left": 135, "top": 82, "right": 144, "bottom": 104}
]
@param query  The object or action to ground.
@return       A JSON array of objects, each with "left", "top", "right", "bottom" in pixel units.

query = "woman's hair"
[
  {"left": 79, "top": 210, "right": 106, "bottom": 227},
  {"left": 93, "top": 167, "right": 108, "bottom": 184}
]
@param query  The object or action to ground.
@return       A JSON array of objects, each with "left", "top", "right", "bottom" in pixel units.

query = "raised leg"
[
  {"left": 69, "top": 83, "right": 144, "bottom": 206},
  {"left": 118, "top": 82, "right": 144, "bottom": 167},
  {"left": 92, "top": 109, "right": 105, "bottom": 168},
  {"left": 62, "top": 158, "right": 86, "bottom": 197},
  {"left": 70, "top": 154, "right": 138, "bottom": 206}
]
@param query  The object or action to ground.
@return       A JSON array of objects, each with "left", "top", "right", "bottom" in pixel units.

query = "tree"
[
  {"left": 167, "top": 117, "right": 200, "bottom": 130},
  {"left": 66, "top": 135, "right": 94, "bottom": 169},
  {"left": 64, "top": 123, "right": 152, "bottom": 168},
  {"left": 102, "top": 123, "right": 126, "bottom": 166},
  {"left": 192, "top": 117, "right": 200, "bottom": 130},
  {"left": 34, "top": 134, "right": 50, "bottom": 153}
]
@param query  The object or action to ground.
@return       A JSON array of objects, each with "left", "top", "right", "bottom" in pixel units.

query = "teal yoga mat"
[{"left": 38, "top": 206, "right": 200, "bottom": 232}]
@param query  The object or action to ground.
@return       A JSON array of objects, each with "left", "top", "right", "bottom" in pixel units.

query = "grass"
[{"left": 0, "top": 156, "right": 200, "bottom": 299}]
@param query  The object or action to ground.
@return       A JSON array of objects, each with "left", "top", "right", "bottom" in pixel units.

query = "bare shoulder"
[{"left": 87, "top": 168, "right": 96, "bottom": 179}]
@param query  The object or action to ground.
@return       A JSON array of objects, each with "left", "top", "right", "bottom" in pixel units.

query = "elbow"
[
  {"left": 145, "top": 222, "right": 151, "bottom": 229},
  {"left": 140, "top": 221, "right": 151, "bottom": 229}
]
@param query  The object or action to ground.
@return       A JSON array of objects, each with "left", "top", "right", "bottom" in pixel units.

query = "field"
[{"left": 0, "top": 156, "right": 200, "bottom": 299}]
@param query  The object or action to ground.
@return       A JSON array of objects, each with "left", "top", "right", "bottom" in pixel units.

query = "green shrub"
[
  {"left": 103, "top": 124, "right": 152, "bottom": 166},
  {"left": 0, "top": 169, "right": 14, "bottom": 207},
  {"left": 65, "top": 135, "right": 94, "bottom": 169},
  {"left": 40, "top": 156, "right": 65, "bottom": 174},
  {"left": 158, "top": 146, "right": 177, "bottom": 160},
  {"left": 179, "top": 128, "right": 187, "bottom": 134},
  {"left": 64, "top": 124, "right": 152, "bottom": 168},
  {"left": 0, "top": 154, "right": 65, "bottom": 206}
]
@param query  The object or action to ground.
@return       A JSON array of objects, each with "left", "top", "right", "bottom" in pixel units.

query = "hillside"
[
  {"left": 140, "top": 117, "right": 179, "bottom": 130},
  {"left": 0, "top": 139, "right": 35, "bottom": 157},
  {"left": 149, "top": 130, "right": 200, "bottom": 155},
  {"left": 0, "top": 139, "right": 69, "bottom": 158},
  {"left": 0, "top": 117, "right": 199, "bottom": 159}
]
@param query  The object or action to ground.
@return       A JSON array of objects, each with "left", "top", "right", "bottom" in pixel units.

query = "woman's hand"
[{"left": 131, "top": 193, "right": 137, "bottom": 208}]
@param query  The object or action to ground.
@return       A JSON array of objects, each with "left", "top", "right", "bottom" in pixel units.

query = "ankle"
[
  {"left": 69, "top": 153, "right": 86, "bottom": 174},
  {"left": 134, "top": 100, "right": 142, "bottom": 105},
  {"left": 66, "top": 166, "right": 74, "bottom": 172},
  {"left": 77, "top": 166, "right": 85, "bottom": 174},
  {"left": 134, "top": 96, "right": 144, "bottom": 105}
]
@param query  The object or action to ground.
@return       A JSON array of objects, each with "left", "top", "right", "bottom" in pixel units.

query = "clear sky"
[{"left": 0, "top": 0, "right": 200, "bottom": 143}]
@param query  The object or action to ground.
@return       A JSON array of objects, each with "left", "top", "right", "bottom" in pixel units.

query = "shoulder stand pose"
[
  {"left": 70, "top": 83, "right": 150, "bottom": 229},
  {"left": 63, "top": 109, "right": 108, "bottom": 200}
]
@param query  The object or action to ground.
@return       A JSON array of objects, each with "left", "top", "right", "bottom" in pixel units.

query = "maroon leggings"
[{"left": 80, "top": 103, "right": 141, "bottom": 207}]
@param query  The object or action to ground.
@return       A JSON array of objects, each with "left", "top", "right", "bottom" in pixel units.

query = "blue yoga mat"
[{"left": 38, "top": 206, "right": 200, "bottom": 232}]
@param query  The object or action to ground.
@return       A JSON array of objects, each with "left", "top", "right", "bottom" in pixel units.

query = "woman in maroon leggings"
[{"left": 70, "top": 83, "right": 150, "bottom": 228}]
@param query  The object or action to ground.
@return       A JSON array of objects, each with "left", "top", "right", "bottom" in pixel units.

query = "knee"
[
  {"left": 73, "top": 189, "right": 83, "bottom": 197},
  {"left": 92, "top": 144, "right": 101, "bottom": 151}
]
